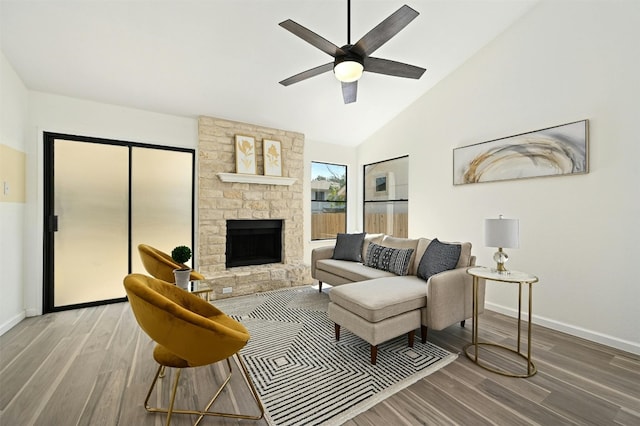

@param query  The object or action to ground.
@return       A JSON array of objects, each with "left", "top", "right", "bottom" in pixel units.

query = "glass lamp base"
[{"left": 493, "top": 248, "right": 509, "bottom": 272}]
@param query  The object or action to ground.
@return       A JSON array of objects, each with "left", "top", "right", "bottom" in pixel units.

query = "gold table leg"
[
  {"left": 473, "top": 275, "right": 478, "bottom": 360},
  {"left": 517, "top": 282, "right": 522, "bottom": 354},
  {"left": 527, "top": 282, "right": 533, "bottom": 376},
  {"left": 464, "top": 278, "right": 536, "bottom": 378}
]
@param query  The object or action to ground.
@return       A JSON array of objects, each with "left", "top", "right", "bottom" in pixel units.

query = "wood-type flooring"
[{"left": 1, "top": 298, "right": 638, "bottom": 425}]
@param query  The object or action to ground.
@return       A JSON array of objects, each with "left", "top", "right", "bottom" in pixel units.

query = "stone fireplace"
[{"left": 198, "top": 116, "right": 311, "bottom": 299}]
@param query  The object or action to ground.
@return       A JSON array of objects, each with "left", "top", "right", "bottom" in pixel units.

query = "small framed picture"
[
  {"left": 263, "top": 139, "right": 282, "bottom": 176},
  {"left": 235, "top": 135, "right": 256, "bottom": 174}
]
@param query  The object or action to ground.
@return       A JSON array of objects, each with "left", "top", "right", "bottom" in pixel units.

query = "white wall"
[
  {"left": 8, "top": 76, "right": 351, "bottom": 324},
  {"left": 304, "top": 139, "right": 358, "bottom": 261},
  {"left": 21, "top": 92, "right": 198, "bottom": 317},
  {"left": 357, "top": 1, "right": 640, "bottom": 354},
  {"left": 0, "top": 52, "right": 29, "bottom": 334}
]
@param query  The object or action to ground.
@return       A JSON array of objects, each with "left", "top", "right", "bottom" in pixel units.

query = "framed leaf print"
[
  {"left": 263, "top": 139, "right": 282, "bottom": 177},
  {"left": 235, "top": 135, "right": 256, "bottom": 174}
]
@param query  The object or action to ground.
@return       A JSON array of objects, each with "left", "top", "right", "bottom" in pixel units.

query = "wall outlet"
[{"left": 222, "top": 287, "right": 233, "bottom": 294}]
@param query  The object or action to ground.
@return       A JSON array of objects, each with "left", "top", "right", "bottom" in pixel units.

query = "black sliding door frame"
[{"left": 43, "top": 132, "right": 196, "bottom": 313}]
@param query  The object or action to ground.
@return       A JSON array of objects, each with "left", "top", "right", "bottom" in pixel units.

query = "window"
[
  {"left": 311, "top": 162, "right": 347, "bottom": 240},
  {"left": 363, "top": 156, "right": 408, "bottom": 237}
]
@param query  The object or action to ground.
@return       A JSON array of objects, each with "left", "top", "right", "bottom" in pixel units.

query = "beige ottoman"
[{"left": 328, "top": 277, "right": 427, "bottom": 364}]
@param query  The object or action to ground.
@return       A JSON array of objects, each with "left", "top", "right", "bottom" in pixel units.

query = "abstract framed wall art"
[
  {"left": 453, "top": 120, "right": 589, "bottom": 185},
  {"left": 235, "top": 135, "right": 256, "bottom": 174},
  {"left": 263, "top": 139, "right": 282, "bottom": 176}
]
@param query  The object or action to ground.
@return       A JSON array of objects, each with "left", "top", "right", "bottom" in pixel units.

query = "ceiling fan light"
[{"left": 334, "top": 60, "right": 364, "bottom": 83}]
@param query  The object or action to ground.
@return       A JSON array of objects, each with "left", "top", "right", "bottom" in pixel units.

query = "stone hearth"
[{"left": 198, "top": 116, "right": 311, "bottom": 299}]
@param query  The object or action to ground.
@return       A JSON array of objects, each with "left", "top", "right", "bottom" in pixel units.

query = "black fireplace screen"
[{"left": 226, "top": 219, "right": 283, "bottom": 268}]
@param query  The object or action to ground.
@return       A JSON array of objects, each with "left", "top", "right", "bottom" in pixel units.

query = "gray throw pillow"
[
  {"left": 365, "top": 242, "right": 414, "bottom": 276},
  {"left": 332, "top": 233, "right": 366, "bottom": 262},
  {"left": 417, "top": 239, "right": 462, "bottom": 281}
]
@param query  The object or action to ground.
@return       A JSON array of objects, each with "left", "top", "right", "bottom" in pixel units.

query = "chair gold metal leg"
[
  {"left": 193, "top": 359, "right": 234, "bottom": 426},
  {"left": 144, "top": 365, "right": 203, "bottom": 418},
  {"left": 144, "top": 365, "right": 164, "bottom": 412},
  {"left": 194, "top": 354, "right": 265, "bottom": 424},
  {"left": 236, "top": 353, "right": 265, "bottom": 419},
  {"left": 143, "top": 356, "right": 264, "bottom": 425},
  {"left": 166, "top": 369, "right": 181, "bottom": 426}
]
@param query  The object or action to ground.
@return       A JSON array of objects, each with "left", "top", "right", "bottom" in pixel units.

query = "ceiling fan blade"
[
  {"left": 351, "top": 5, "right": 419, "bottom": 58},
  {"left": 279, "top": 62, "right": 334, "bottom": 86},
  {"left": 341, "top": 81, "right": 357, "bottom": 104},
  {"left": 364, "top": 57, "right": 425, "bottom": 79},
  {"left": 279, "top": 19, "right": 346, "bottom": 57}
]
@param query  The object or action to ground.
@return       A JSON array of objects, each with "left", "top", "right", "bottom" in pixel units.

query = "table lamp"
[{"left": 484, "top": 215, "right": 519, "bottom": 272}]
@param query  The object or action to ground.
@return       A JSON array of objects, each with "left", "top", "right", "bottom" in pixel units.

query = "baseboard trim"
[
  {"left": 0, "top": 311, "right": 26, "bottom": 336},
  {"left": 485, "top": 302, "right": 640, "bottom": 356}
]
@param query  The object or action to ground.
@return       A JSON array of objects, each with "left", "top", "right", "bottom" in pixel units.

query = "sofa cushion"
[
  {"left": 329, "top": 276, "right": 426, "bottom": 323},
  {"left": 455, "top": 241, "right": 472, "bottom": 268},
  {"left": 316, "top": 259, "right": 396, "bottom": 282},
  {"left": 379, "top": 235, "right": 420, "bottom": 273},
  {"left": 364, "top": 242, "right": 414, "bottom": 276},
  {"left": 380, "top": 235, "right": 419, "bottom": 251},
  {"left": 417, "top": 238, "right": 462, "bottom": 281},
  {"left": 362, "top": 233, "right": 384, "bottom": 261},
  {"left": 332, "top": 232, "right": 366, "bottom": 262}
]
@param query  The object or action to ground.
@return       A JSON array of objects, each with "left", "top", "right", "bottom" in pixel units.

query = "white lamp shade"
[
  {"left": 484, "top": 218, "right": 519, "bottom": 248},
  {"left": 334, "top": 60, "right": 364, "bottom": 83}
]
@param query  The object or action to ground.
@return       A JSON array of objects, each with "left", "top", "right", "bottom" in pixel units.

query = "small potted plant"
[{"left": 171, "top": 245, "right": 192, "bottom": 289}]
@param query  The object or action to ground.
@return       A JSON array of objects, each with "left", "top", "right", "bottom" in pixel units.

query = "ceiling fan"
[{"left": 278, "top": 0, "right": 426, "bottom": 104}]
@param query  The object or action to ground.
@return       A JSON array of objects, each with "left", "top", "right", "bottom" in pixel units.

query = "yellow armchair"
[
  {"left": 124, "top": 273, "right": 263, "bottom": 425},
  {"left": 138, "top": 244, "right": 205, "bottom": 283}
]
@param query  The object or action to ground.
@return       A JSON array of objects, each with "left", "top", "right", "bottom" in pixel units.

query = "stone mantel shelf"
[{"left": 217, "top": 172, "right": 297, "bottom": 186}]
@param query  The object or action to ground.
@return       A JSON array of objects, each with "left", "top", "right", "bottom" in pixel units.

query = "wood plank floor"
[{"left": 1, "top": 300, "right": 638, "bottom": 425}]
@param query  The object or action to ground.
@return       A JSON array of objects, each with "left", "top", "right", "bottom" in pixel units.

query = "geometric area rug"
[{"left": 212, "top": 286, "right": 457, "bottom": 426}]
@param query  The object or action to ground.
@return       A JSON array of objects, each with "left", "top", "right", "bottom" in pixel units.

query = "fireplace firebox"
[{"left": 226, "top": 219, "right": 283, "bottom": 268}]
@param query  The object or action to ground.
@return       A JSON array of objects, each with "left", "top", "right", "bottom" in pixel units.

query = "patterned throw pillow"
[
  {"left": 417, "top": 238, "right": 462, "bottom": 281},
  {"left": 364, "top": 242, "right": 415, "bottom": 276}
]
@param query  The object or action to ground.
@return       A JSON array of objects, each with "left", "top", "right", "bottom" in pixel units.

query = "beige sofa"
[{"left": 312, "top": 234, "right": 485, "bottom": 359}]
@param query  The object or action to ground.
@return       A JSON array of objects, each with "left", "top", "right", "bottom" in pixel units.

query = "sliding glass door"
[
  {"left": 43, "top": 133, "right": 194, "bottom": 312},
  {"left": 131, "top": 148, "right": 194, "bottom": 274},
  {"left": 50, "top": 140, "right": 129, "bottom": 307}
]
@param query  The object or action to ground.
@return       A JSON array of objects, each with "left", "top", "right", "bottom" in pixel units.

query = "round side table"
[{"left": 464, "top": 266, "right": 539, "bottom": 378}]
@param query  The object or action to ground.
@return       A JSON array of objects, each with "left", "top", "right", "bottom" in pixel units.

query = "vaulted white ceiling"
[{"left": 1, "top": 0, "right": 536, "bottom": 146}]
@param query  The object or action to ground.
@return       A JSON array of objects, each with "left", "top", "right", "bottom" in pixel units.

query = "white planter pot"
[{"left": 173, "top": 269, "right": 191, "bottom": 289}]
